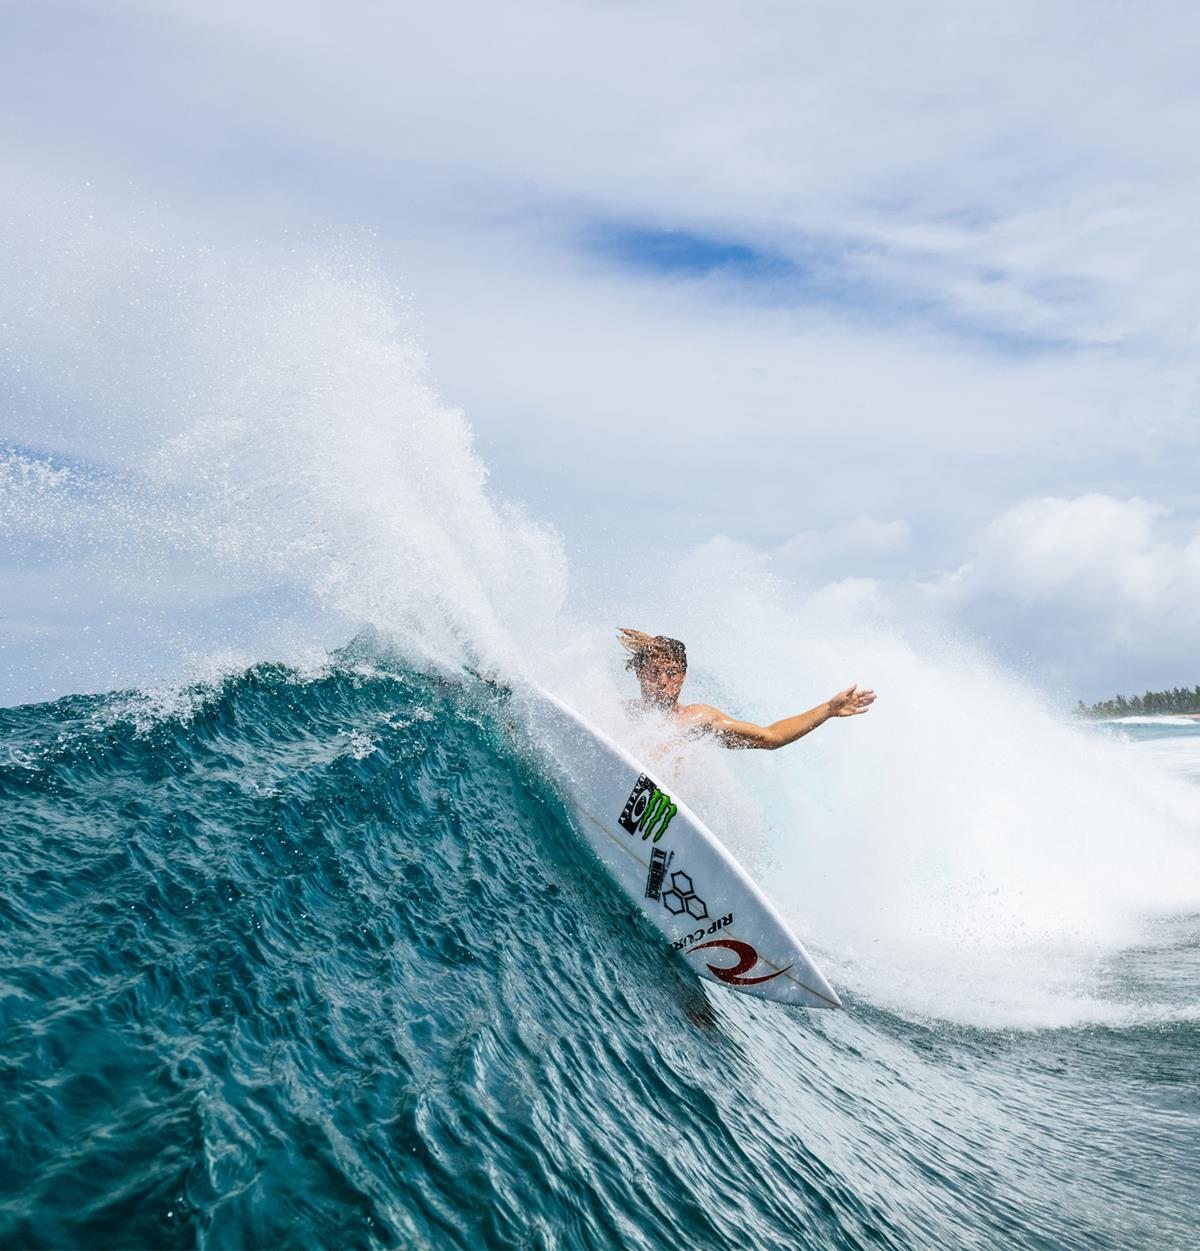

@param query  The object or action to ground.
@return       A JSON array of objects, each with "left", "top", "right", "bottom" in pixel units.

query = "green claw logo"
[{"left": 618, "top": 773, "right": 678, "bottom": 843}]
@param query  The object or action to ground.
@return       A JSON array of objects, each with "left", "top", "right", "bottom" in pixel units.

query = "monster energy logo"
[{"left": 618, "top": 773, "right": 678, "bottom": 843}]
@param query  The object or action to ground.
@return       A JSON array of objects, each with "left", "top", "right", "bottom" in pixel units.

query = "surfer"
[{"left": 618, "top": 628, "right": 875, "bottom": 749}]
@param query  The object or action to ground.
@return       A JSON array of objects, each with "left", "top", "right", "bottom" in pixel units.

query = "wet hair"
[{"left": 617, "top": 628, "right": 687, "bottom": 676}]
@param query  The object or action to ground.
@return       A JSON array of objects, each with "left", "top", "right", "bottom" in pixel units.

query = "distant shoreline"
[{"left": 1075, "top": 687, "right": 1200, "bottom": 719}]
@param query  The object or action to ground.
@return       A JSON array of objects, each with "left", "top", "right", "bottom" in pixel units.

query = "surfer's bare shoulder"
[{"left": 673, "top": 702, "right": 722, "bottom": 727}]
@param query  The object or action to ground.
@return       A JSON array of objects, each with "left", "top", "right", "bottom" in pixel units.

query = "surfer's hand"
[{"left": 828, "top": 685, "right": 875, "bottom": 717}]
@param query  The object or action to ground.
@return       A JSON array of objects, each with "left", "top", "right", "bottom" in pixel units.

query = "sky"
[{"left": 2, "top": 0, "right": 1200, "bottom": 705}]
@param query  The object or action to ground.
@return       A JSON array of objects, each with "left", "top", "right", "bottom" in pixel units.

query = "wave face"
[{"left": 2, "top": 663, "right": 1197, "bottom": 1250}]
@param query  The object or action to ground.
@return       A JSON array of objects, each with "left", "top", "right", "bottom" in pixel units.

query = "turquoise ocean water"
[{"left": 2, "top": 660, "right": 1198, "bottom": 1249}]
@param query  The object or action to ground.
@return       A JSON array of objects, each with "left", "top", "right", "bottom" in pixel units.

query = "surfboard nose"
[
  {"left": 799, "top": 984, "right": 843, "bottom": 1009},
  {"left": 787, "top": 960, "right": 843, "bottom": 1009}
]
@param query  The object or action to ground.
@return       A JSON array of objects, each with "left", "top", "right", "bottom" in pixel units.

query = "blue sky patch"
[
  {"left": 583, "top": 223, "right": 788, "bottom": 280},
  {"left": 579, "top": 219, "right": 885, "bottom": 316},
  {"left": 578, "top": 218, "right": 1072, "bottom": 357}
]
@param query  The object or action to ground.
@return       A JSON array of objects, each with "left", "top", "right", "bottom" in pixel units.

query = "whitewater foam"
[
  {"left": 535, "top": 563, "right": 1200, "bottom": 1028},
  {"left": 2, "top": 207, "right": 567, "bottom": 695},
  {"left": 1107, "top": 715, "right": 1200, "bottom": 726}
]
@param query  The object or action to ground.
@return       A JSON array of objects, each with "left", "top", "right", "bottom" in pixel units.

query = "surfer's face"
[{"left": 639, "top": 658, "right": 686, "bottom": 705}]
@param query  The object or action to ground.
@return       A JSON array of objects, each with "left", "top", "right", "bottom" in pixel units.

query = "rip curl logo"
[
  {"left": 618, "top": 773, "right": 677, "bottom": 843},
  {"left": 671, "top": 911, "right": 733, "bottom": 951},
  {"left": 688, "top": 938, "right": 793, "bottom": 986}
]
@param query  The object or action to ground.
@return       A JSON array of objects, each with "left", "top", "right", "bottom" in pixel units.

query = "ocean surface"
[{"left": 1, "top": 660, "right": 1197, "bottom": 1251}]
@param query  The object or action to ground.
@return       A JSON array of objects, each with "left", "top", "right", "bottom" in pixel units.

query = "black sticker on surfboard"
[
  {"left": 644, "top": 847, "right": 673, "bottom": 900},
  {"left": 618, "top": 773, "right": 678, "bottom": 843}
]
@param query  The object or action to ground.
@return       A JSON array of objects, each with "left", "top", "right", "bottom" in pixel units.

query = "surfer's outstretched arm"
[{"left": 679, "top": 685, "right": 875, "bottom": 750}]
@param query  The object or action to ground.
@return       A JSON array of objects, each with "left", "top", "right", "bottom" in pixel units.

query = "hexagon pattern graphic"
[{"left": 660, "top": 870, "right": 708, "bottom": 921}]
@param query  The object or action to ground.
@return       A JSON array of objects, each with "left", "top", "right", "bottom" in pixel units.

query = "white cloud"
[
  {"left": 676, "top": 520, "right": 910, "bottom": 592},
  {"left": 12, "top": 0, "right": 1197, "bottom": 357},
  {"left": 966, "top": 496, "right": 1195, "bottom": 610},
  {"left": 930, "top": 495, "right": 1200, "bottom": 693},
  {"left": 676, "top": 496, "right": 1200, "bottom": 697},
  {"left": 777, "top": 518, "right": 911, "bottom": 567}
]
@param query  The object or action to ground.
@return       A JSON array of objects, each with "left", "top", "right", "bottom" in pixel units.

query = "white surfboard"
[{"left": 520, "top": 686, "right": 842, "bottom": 1009}]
